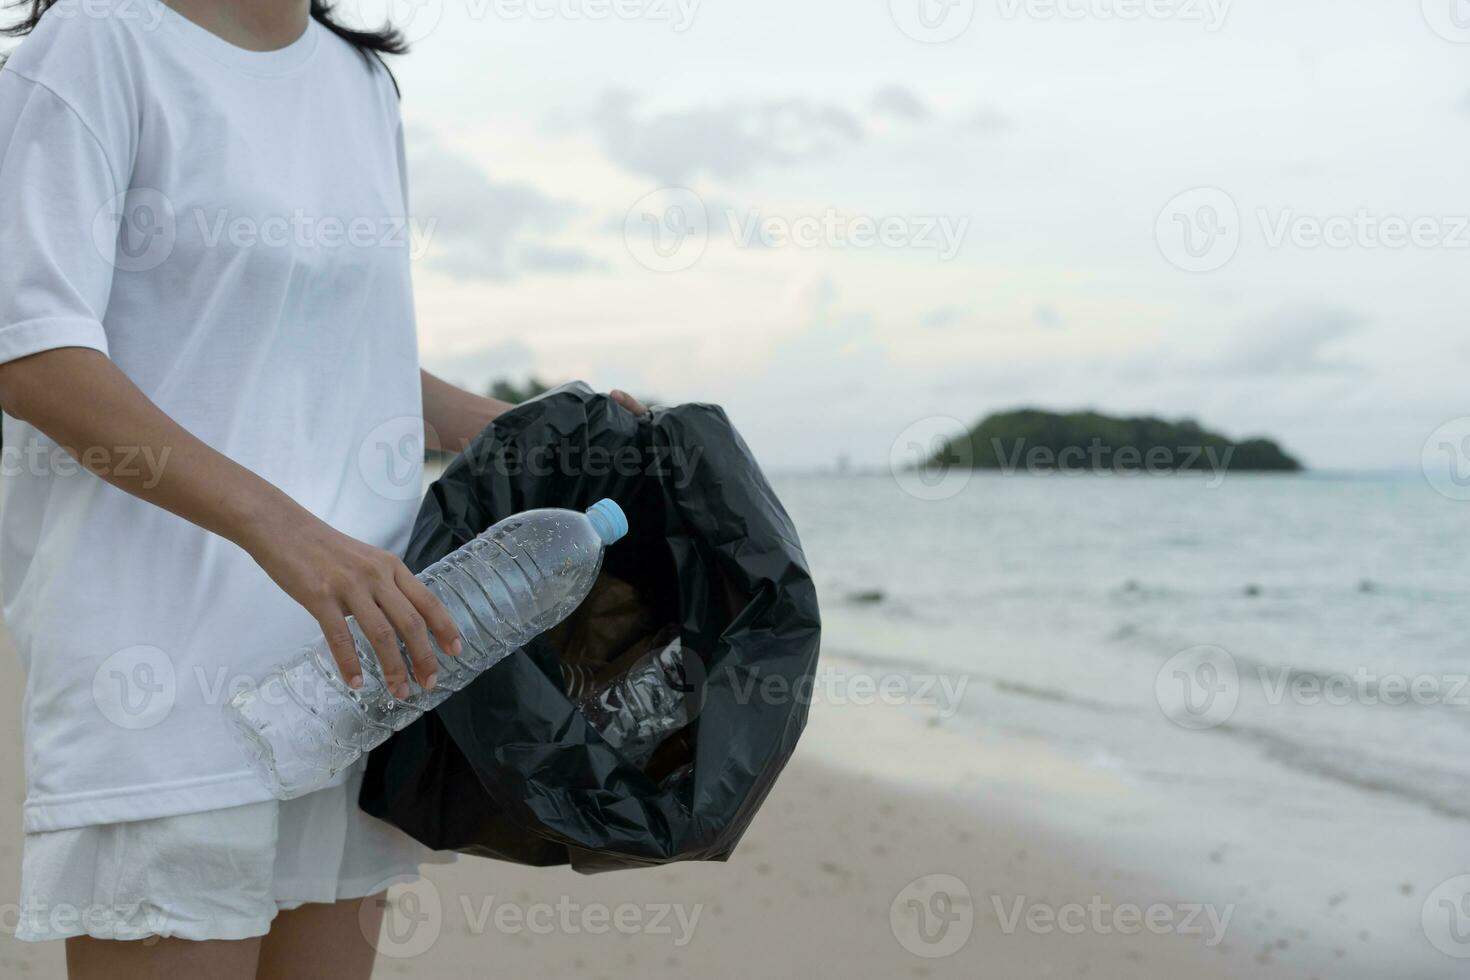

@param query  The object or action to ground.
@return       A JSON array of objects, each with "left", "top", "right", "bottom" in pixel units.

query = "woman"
[{"left": 0, "top": 0, "right": 644, "bottom": 974}]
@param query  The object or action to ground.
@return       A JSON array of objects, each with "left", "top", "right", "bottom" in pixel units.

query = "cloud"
[
  {"left": 970, "top": 106, "right": 1014, "bottom": 134},
  {"left": 872, "top": 85, "right": 929, "bottom": 121},
  {"left": 922, "top": 306, "right": 968, "bottom": 329},
  {"left": 591, "top": 89, "right": 865, "bottom": 185},
  {"left": 1210, "top": 308, "right": 1366, "bottom": 376},
  {"left": 519, "top": 244, "right": 607, "bottom": 274},
  {"left": 408, "top": 135, "right": 599, "bottom": 282},
  {"left": 1035, "top": 305, "right": 1064, "bottom": 328}
]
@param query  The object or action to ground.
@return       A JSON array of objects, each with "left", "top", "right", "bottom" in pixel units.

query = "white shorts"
[{"left": 14, "top": 762, "right": 454, "bottom": 943}]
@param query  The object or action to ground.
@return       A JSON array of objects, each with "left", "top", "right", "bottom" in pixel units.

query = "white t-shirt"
[{"left": 0, "top": 0, "right": 425, "bottom": 832}]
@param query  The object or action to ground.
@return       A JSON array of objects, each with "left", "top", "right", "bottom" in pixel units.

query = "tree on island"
[{"left": 928, "top": 409, "right": 1302, "bottom": 473}]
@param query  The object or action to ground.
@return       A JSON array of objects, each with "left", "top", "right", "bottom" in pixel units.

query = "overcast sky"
[{"left": 38, "top": 0, "right": 1470, "bottom": 469}]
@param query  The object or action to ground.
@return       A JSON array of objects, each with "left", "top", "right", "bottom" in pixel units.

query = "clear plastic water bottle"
[
  {"left": 563, "top": 633, "right": 697, "bottom": 769},
  {"left": 226, "top": 499, "right": 629, "bottom": 799}
]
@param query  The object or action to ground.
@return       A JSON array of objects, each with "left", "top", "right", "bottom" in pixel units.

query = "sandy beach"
[{"left": 3, "top": 616, "right": 1451, "bottom": 978}]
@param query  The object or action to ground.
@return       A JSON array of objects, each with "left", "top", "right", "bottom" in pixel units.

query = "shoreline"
[{"left": 1, "top": 632, "right": 1459, "bottom": 977}]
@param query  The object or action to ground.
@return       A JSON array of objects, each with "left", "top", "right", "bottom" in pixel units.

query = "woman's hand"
[
  {"left": 610, "top": 389, "right": 649, "bottom": 416},
  {"left": 240, "top": 503, "right": 462, "bottom": 697}
]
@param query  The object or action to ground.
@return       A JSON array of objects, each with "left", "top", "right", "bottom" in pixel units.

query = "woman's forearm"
[
  {"left": 420, "top": 368, "right": 511, "bottom": 453},
  {"left": 0, "top": 347, "right": 299, "bottom": 549},
  {"left": 0, "top": 346, "right": 462, "bottom": 693}
]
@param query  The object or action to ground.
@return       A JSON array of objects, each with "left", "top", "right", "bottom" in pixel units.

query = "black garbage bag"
[{"left": 358, "top": 383, "right": 821, "bottom": 873}]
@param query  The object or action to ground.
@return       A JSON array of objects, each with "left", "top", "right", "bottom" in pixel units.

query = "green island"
[{"left": 928, "top": 409, "right": 1303, "bottom": 473}]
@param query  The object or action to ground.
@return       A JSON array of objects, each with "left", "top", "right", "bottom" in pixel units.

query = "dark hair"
[{"left": 2, "top": 1, "right": 408, "bottom": 62}]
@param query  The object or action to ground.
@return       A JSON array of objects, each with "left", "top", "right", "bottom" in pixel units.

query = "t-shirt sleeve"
[{"left": 0, "top": 69, "right": 123, "bottom": 366}]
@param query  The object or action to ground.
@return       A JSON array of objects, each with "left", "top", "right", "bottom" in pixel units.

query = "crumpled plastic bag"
[{"left": 358, "top": 383, "right": 822, "bottom": 872}]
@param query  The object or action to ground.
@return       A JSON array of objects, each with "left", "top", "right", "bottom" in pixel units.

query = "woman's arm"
[
  {"left": 420, "top": 369, "right": 512, "bottom": 453},
  {"left": 0, "top": 348, "right": 461, "bottom": 696},
  {"left": 420, "top": 369, "right": 648, "bottom": 451}
]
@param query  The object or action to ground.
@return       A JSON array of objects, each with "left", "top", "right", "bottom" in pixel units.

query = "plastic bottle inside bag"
[{"left": 563, "top": 629, "right": 697, "bottom": 769}]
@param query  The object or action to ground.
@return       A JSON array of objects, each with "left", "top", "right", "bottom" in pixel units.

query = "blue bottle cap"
[{"left": 586, "top": 499, "right": 629, "bottom": 545}]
